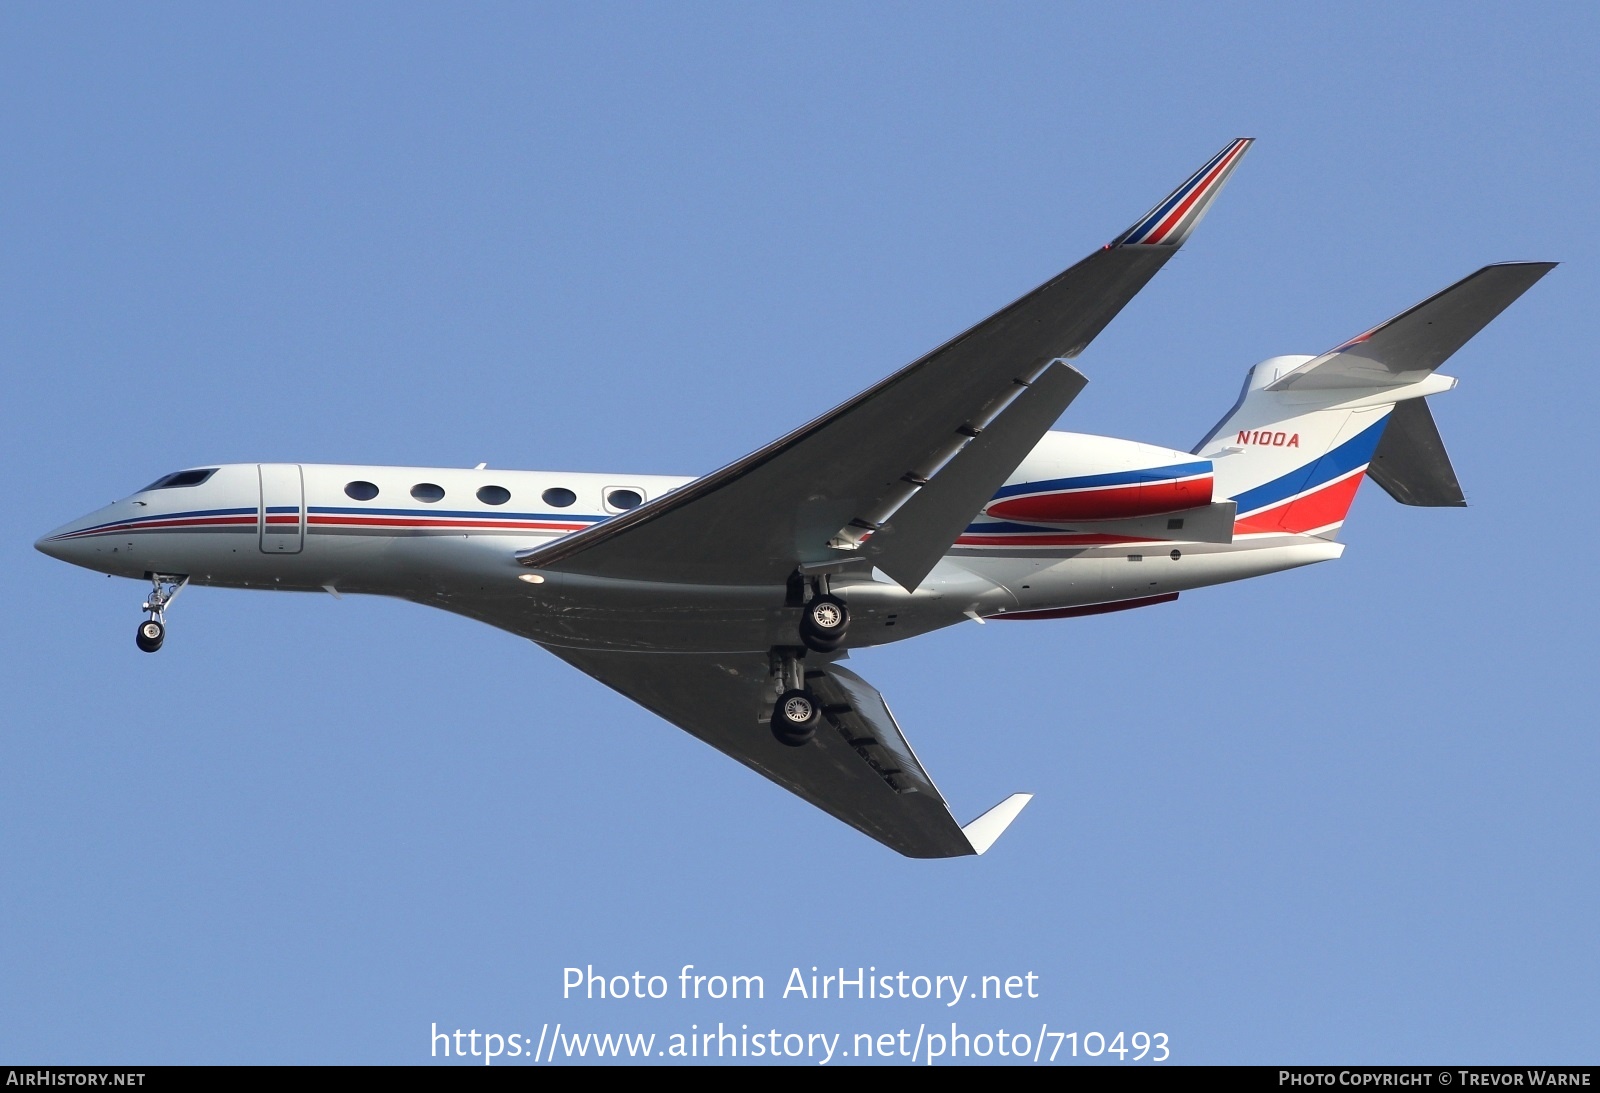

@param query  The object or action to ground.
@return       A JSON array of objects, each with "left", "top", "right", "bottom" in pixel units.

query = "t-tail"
[{"left": 1193, "top": 262, "right": 1555, "bottom": 540}]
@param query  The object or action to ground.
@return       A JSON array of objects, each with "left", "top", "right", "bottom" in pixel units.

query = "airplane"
[{"left": 35, "top": 138, "right": 1555, "bottom": 859}]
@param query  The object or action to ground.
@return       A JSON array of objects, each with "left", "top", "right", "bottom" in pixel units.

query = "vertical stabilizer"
[{"left": 1193, "top": 263, "right": 1554, "bottom": 538}]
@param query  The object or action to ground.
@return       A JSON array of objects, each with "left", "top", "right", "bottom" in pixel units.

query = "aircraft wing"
[
  {"left": 518, "top": 138, "right": 1254, "bottom": 588},
  {"left": 541, "top": 643, "right": 1031, "bottom": 858}
]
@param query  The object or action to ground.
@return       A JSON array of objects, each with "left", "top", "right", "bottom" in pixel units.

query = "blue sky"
[{"left": 3, "top": 2, "right": 1596, "bottom": 1065}]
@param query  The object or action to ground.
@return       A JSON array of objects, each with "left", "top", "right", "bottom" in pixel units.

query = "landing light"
[{"left": 518, "top": 573, "right": 546, "bottom": 584}]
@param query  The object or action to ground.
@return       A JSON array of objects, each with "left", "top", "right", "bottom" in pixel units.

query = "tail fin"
[{"left": 1194, "top": 262, "right": 1555, "bottom": 539}]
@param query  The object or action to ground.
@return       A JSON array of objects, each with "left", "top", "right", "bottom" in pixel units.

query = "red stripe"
[
  {"left": 985, "top": 477, "right": 1212, "bottom": 522},
  {"left": 69, "top": 516, "right": 257, "bottom": 536},
  {"left": 1235, "top": 471, "right": 1366, "bottom": 535},
  {"left": 992, "top": 593, "right": 1179, "bottom": 621},
  {"left": 957, "top": 532, "right": 1152, "bottom": 547},
  {"left": 1144, "top": 142, "right": 1244, "bottom": 244},
  {"left": 308, "top": 515, "right": 585, "bottom": 531}
]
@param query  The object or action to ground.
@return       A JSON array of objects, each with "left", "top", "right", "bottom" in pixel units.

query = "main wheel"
[
  {"left": 804, "top": 595, "right": 848, "bottom": 634},
  {"left": 771, "top": 688, "right": 819, "bottom": 746},
  {"left": 800, "top": 594, "right": 849, "bottom": 653},
  {"left": 135, "top": 619, "right": 165, "bottom": 653}
]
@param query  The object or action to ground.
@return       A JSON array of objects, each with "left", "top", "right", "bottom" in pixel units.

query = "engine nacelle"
[{"left": 984, "top": 432, "right": 1213, "bottom": 524}]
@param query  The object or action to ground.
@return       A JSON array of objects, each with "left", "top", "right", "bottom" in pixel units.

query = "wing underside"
[{"left": 541, "top": 644, "right": 1027, "bottom": 858}]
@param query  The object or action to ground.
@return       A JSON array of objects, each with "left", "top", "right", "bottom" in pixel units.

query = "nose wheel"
[
  {"left": 136, "top": 619, "right": 165, "bottom": 653},
  {"left": 136, "top": 573, "right": 187, "bottom": 654}
]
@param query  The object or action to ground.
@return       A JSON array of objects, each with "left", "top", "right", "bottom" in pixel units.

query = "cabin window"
[
  {"left": 477, "top": 485, "right": 511, "bottom": 506},
  {"left": 411, "top": 483, "right": 445, "bottom": 503},
  {"left": 141, "top": 468, "right": 218, "bottom": 491},
  {"left": 542, "top": 487, "right": 577, "bottom": 509},
  {"left": 345, "top": 481, "right": 379, "bottom": 501},
  {"left": 606, "top": 488, "right": 644, "bottom": 511}
]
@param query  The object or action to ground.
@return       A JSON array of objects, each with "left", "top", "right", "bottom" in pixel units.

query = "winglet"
[
  {"left": 1113, "top": 138, "right": 1253, "bottom": 248},
  {"left": 961, "top": 792, "right": 1034, "bottom": 855}
]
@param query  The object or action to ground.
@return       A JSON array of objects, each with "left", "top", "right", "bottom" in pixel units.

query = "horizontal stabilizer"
[
  {"left": 866, "top": 362, "right": 1088, "bottom": 590},
  {"left": 961, "top": 793, "right": 1034, "bottom": 855},
  {"left": 1267, "top": 262, "right": 1557, "bottom": 391},
  {"left": 1006, "top": 499, "right": 1237, "bottom": 544},
  {"left": 1368, "top": 397, "right": 1466, "bottom": 507}
]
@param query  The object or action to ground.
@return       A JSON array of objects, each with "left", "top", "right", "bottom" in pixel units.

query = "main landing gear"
[
  {"left": 800, "top": 593, "right": 850, "bottom": 652},
  {"left": 794, "top": 568, "right": 849, "bottom": 653},
  {"left": 768, "top": 576, "right": 857, "bottom": 748},
  {"left": 769, "top": 575, "right": 852, "bottom": 746},
  {"left": 769, "top": 646, "right": 819, "bottom": 748},
  {"left": 135, "top": 573, "right": 187, "bottom": 653}
]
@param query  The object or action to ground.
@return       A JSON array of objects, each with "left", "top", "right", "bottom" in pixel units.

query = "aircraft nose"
[
  {"left": 36, "top": 523, "right": 86, "bottom": 563},
  {"left": 36, "top": 504, "right": 121, "bottom": 569}
]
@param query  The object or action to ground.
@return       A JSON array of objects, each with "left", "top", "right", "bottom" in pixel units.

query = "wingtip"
[
  {"left": 1113, "top": 137, "right": 1254, "bottom": 250},
  {"left": 961, "top": 792, "right": 1034, "bottom": 855}
]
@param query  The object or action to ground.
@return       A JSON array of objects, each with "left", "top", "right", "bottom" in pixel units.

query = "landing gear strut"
[
  {"left": 136, "top": 573, "right": 187, "bottom": 653},
  {"left": 769, "top": 646, "right": 819, "bottom": 747}
]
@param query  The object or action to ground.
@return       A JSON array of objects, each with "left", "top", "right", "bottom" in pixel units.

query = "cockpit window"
[{"left": 141, "top": 468, "right": 219, "bottom": 491}]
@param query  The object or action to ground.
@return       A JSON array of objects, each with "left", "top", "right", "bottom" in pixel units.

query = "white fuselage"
[{"left": 36, "top": 433, "right": 1341, "bottom": 653}]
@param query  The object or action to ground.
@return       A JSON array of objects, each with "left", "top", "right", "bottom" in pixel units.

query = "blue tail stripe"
[{"left": 1231, "top": 417, "right": 1390, "bottom": 515}]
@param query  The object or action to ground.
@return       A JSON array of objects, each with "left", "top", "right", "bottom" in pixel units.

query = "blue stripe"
[
  {"left": 1231, "top": 417, "right": 1390, "bottom": 515},
  {"left": 992, "top": 461, "right": 1212, "bottom": 499},
  {"left": 963, "top": 518, "right": 1073, "bottom": 534},
  {"left": 1121, "top": 145, "right": 1232, "bottom": 243},
  {"left": 70, "top": 506, "right": 257, "bottom": 535}
]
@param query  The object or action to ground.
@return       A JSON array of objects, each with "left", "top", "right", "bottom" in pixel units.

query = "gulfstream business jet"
[{"left": 36, "top": 140, "right": 1554, "bottom": 857}]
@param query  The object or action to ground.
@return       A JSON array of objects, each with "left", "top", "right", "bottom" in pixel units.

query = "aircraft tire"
[
  {"left": 136, "top": 619, "right": 165, "bottom": 653},
  {"left": 777, "top": 691, "right": 825, "bottom": 736},
  {"left": 799, "top": 625, "right": 843, "bottom": 653},
  {"left": 803, "top": 595, "right": 849, "bottom": 637},
  {"left": 772, "top": 721, "right": 816, "bottom": 747},
  {"left": 799, "top": 595, "right": 849, "bottom": 652}
]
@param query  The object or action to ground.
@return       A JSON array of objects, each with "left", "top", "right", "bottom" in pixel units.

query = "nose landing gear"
[{"left": 136, "top": 574, "right": 187, "bottom": 653}]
